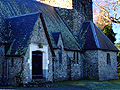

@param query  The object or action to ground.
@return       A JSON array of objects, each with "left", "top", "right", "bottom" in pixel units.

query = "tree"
[
  {"left": 94, "top": 0, "right": 120, "bottom": 24},
  {"left": 95, "top": 10, "right": 111, "bottom": 30},
  {"left": 102, "top": 24, "right": 116, "bottom": 44}
]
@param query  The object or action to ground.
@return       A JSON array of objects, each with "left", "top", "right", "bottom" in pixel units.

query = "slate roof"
[
  {"left": 1, "top": 0, "right": 118, "bottom": 56},
  {"left": 6, "top": 12, "right": 40, "bottom": 55},
  {"left": 4, "top": 0, "right": 81, "bottom": 56},
  {"left": 78, "top": 21, "right": 119, "bottom": 51}
]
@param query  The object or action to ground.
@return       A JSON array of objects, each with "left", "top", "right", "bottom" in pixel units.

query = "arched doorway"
[{"left": 32, "top": 51, "right": 43, "bottom": 79}]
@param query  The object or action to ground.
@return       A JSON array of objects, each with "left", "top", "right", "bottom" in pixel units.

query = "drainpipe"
[
  {"left": 81, "top": 53, "right": 84, "bottom": 79},
  {"left": 0, "top": 57, "right": 9, "bottom": 85},
  {"left": 0, "top": 60, "right": 4, "bottom": 85},
  {"left": 4, "top": 57, "right": 9, "bottom": 85}
]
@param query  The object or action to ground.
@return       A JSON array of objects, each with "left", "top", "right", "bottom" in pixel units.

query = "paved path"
[{"left": 0, "top": 85, "right": 91, "bottom": 90}]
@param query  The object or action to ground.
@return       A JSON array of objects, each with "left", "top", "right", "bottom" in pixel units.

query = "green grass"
[{"left": 56, "top": 79, "right": 120, "bottom": 90}]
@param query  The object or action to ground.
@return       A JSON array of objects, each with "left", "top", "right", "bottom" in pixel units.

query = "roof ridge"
[{"left": 90, "top": 21, "right": 100, "bottom": 49}]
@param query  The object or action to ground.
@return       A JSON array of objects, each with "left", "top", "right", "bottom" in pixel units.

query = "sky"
[
  {"left": 113, "top": 23, "right": 120, "bottom": 43},
  {"left": 93, "top": 0, "right": 120, "bottom": 43}
]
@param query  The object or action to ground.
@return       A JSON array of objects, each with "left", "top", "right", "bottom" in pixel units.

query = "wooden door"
[{"left": 32, "top": 51, "right": 43, "bottom": 79}]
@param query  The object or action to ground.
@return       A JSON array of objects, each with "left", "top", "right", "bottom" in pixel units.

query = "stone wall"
[
  {"left": 53, "top": 32, "right": 82, "bottom": 81},
  {"left": 83, "top": 50, "right": 99, "bottom": 79},
  {"left": 55, "top": 0, "right": 93, "bottom": 35},
  {"left": 67, "top": 51, "right": 82, "bottom": 80},
  {"left": 54, "top": 50, "right": 82, "bottom": 81},
  {"left": 38, "top": 0, "right": 93, "bottom": 35},
  {"left": 31, "top": 18, "right": 53, "bottom": 82},
  {"left": 21, "top": 17, "right": 53, "bottom": 82},
  {"left": 21, "top": 17, "right": 83, "bottom": 82},
  {"left": 84, "top": 50, "right": 118, "bottom": 80},
  {"left": 8, "top": 57, "right": 23, "bottom": 85},
  {"left": 98, "top": 50, "right": 119, "bottom": 80},
  {"left": 0, "top": 45, "right": 5, "bottom": 84},
  {"left": 7, "top": 17, "right": 53, "bottom": 84}
]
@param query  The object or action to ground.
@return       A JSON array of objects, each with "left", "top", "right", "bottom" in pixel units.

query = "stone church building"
[{"left": 0, "top": 0, "right": 119, "bottom": 85}]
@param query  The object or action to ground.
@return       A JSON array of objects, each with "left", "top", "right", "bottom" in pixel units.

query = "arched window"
[
  {"left": 73, "top": 52, "right": 79, "bottom": 64},
  {"left": 81, "top": 3, "right": 86, "bottom": 15},
  {"left": 38, "top": 22, "right": 41, "bottom": 29},
  {"left": 11, "top": 58, "right": 14, "bottom": 67},
  {"left": 58, "top": 46, "right": 62, "bottom": 64},
  {"left": 107, "top": 53, "right": 111, "bottom": 64},
  {"left": 77, "top": 52, "right": 79, "bottom": 64},
  {"left": 73, "top": 52, "right": 75, "bottom": 60}
]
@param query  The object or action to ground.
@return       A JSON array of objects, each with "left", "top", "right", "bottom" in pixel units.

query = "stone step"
[
  {"left": 24, "top": 79, "right": 57, "bottom": 87},
  {"left": 28, "top": 79, "right": 52, "bottom": 85},
  {"left": 27, "top": 83, "right": 58, "bottom": 88}
]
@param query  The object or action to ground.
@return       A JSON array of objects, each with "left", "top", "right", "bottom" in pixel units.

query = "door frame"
[{"left": 29, "top": 43, "right": 49, "bottom": 80}]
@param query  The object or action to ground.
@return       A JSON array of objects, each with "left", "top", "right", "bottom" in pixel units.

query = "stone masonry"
[
  {"left": 0, "top": 0, "right": 119, "bottom": 85},
  {"left": 83, "top": 50, "right": 99, "bottom": 79},
  {"left": 98, "top": 50, "right": 119, "bottom": 80},
  {"left": 84, "top": 50, "right": 119, "bottom": 80},
  {"left": 0, "top": 45, "right": 5, "bottom": 84},
  {"left": 38, "top": 0, "right": 93, "bottom": 35}
]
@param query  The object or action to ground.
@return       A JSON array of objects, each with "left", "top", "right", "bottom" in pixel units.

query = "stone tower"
[{"left": 39, "top": 0, "right": 93, "bottom": 35}]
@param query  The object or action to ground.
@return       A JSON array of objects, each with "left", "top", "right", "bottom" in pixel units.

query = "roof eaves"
[
  {"left": 95, "top": 23, "right": 119, "bottom": 52},
  {"left": 83, "top": 48, "right": 119, "bottom": 52}
]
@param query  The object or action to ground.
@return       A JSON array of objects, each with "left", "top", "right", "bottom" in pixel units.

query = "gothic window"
[
  {"left": 73, "top": 52, "right": 75, "bottom": 60},
  {"left": 73, "top": 52, "right": 79, "bottom": 64},
  {"left": 58, "top": 46, "right": 62, "bottom": 64},
  {"left": 81, "top": 3, "right": 86, "bottom": 15},
  {"left": 11, "top": 58, "right": 14, "bottom": 67},
  {"left": 77, "top": 52, "right": 79, "bottom": 64},
  {"left": 107, "top": 53, "right": 111, "bottom": 64}
]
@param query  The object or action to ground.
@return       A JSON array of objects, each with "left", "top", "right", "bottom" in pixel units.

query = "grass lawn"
[{"left": 56, "top": 79, "right": 120, "bottom": 90}]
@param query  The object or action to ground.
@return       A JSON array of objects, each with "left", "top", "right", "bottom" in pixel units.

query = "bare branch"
[{"left": 94, "top": 0, "right": 120, "bottom": 24}]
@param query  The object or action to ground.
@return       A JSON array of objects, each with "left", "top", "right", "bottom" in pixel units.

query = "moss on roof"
[{"left": 4, "top": 0, "right": 81, "bottom": 56}]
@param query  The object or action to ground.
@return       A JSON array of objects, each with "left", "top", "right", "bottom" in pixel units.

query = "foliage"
[
  {"left": 102, "top": 24, "right": 116, "bottom": 44},
  {"left": 115, "top": 43, "right": 120, "bottom": 75},
  {"left": 38, "top": 44, "right": 43, "bottom": 48},
  {"left": 15, "top": 70, "right": 23, "bottom": 84},
  {"left": 115, "top": 43, "right": 120, "bottom": 49}
]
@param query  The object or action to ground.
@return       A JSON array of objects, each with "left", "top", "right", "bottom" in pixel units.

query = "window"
[
  {"left": 107, "top": 53, "right": 111, "bottom": 64},
  {"left": 58, "top": 47, "right": 62, "bottom": 64},
  {"left": 11, "top": 58, "right": 14, "bottom": 67},
  {"left": 81, "top": 3, "right": 86, "bottom": 15},
  {"left": 73, "top": 52, "right": 75, "bottom": 60},
  {"left": 77, "top": 52, "right": 79, "bottom": 64},
  {"left": 73, "top": 52, "right": 79, "bottom": 64}
]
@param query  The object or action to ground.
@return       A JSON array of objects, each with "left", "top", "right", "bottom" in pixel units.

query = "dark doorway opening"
[{"left": 32, "top": 51, "right": 43, "bottom": 79}]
